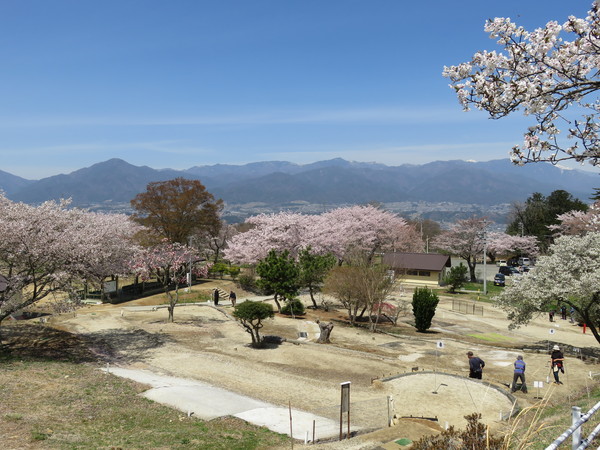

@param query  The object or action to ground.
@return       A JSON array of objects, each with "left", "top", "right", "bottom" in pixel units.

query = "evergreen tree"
[{"left": 412, "top": 287, "right": 439, "bottom": 332}]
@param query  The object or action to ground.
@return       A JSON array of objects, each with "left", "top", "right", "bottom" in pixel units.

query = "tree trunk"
[
  {"left": 273, "top": 293, "right": 282, "bottom": 313},
  {"left": 308, "top": 285, "right": 318, "bottom": 308},
  {"left": 316, "top": 320, "right": 334, "bottom": 343},
  {"left": 466, "top": 257, "right": 477, "bottom": 282}
]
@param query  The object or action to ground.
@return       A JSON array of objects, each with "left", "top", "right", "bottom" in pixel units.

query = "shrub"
[
  {"left": 228, "top": 265, "right": 241, "bottom": 279},
  {"left": 281, "top": 299, "right": 305, "bottom": 316},
  {"left": 444, "top": 263, "right": 468, "bottom": 293},
  {"left": 412, "top": 287, "right": 439, "bottom": 332},
  {"left": 237, "top": 274, "right": 257, "bottom": 292}
]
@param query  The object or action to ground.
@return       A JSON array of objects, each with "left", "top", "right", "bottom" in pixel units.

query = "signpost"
[
  {"left": 533, "top": 381, "right": 544, "bottom": 399},
  {"left": 340, "top": 382, "right": 351, "bottom": 440}
]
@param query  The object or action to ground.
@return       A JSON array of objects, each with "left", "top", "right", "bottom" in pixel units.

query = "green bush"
[
  {"left": 228, "top": 266, "right": 241, "bottom": 279},
  {"left": 237, "top": 274, "right": 257, "bottom": 292},
  {"left": 412, "top": 287, "right": 439, "bottom": 332},
  {"left": 281, "top": 299, "right": 305, "bottom": 316},
  {"left": 208, "top": 262, "right": 229, "bottom": 279},
  {"left": 444, "top": 263, "right": 468, "bottom": 293}
]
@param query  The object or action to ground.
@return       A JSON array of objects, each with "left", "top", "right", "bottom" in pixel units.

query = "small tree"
[
  {"left": 412, "top": 287, "right": 439, "bottom": 332},
  {"left": 444, "top": 263, "right": 468, "bottom": 293},
  {"left": 233, "top": 301, "right": 274, "bottom": 348},
  {"left": 256, "top": 249, "right": 300, "bottom": 313},
  {"left": 129, "top": 240, "right": 207, "bottom": 323},
  {"left": 298, "top": 247, "right": 336, "bottom": 309}
]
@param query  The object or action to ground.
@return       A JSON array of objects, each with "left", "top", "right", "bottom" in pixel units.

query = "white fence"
[{"left": 545, "top": 401, "right": 600, "bottom": 449}]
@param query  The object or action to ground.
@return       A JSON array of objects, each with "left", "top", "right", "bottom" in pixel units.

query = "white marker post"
[
  {"left": 340, "top": 382, "right": 351, "bottom": 440},
  {"left": 533, "top": 381, "right": 544, "bottom": 399}
]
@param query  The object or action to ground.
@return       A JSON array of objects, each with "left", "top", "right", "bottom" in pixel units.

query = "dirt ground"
[{"left": 48, "top": 281, "right": 599, "bottom": 448}]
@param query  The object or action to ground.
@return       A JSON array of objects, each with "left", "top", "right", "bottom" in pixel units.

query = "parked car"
[
  {"left": 499, "top": 265, "right": 521, "bottom": 276},
  {"left": 498, "top": 266, "right": 512, "bottom": 276},
  {"left": 494, "top": 273, "right": 506, "bottom": 286},
  {"left": 518, "top": 257, "right": 531, "bottom": 266},
  {"left": 497, "top": 260, "right": 507, "bottom": 266}
]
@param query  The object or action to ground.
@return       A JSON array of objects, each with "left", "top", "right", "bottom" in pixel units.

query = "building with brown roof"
[{"left": 382, "top": 252, "right": 451, "bottom": 286}]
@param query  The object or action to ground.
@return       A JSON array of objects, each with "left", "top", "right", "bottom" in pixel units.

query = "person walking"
[
  {"left": 511, "top": 355, "right": 528, "bottom": 393},
  {"left": 467, "top": 351, "right": 485, "bottom": 379},
  {"left": 212, "top": 288, "right": 220, "bottom": 306},
  {"left": 560, "top": 305, "right": 567, "bottom": 320},
  {"left": 550, "top": 345, "right": 565, "bottom": 384},
  {"left": 229, "top": 290, "right": 237, "bottom": 307}
]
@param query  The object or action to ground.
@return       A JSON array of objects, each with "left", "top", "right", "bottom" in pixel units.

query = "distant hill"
[
  {"left": 0, "top": 169, "right": 35, "bottom": 195},
  {"left": 1, "top": 158, "right": 597, "bottom": 213}
]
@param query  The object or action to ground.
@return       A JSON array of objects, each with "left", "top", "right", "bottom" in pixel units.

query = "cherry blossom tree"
[
  {"left": 0, "top": 195, "right": 140, "bottom": 335},
  {"left": 487, "top": 232, "right": 539, "bottom": 262},
  {"left": 443, "top": 3, "right": 600, "bottom": 166},
  {"left": 70, "top": 212, "right": 141, "bottom": 300},
  {"left": 129, "top": 240, "right": 209, "bottom": 322},
  {"left": 495, "top": 233, "right": 600, "bottom": 345},
  {"left": 223, "top": 212, "right": 311, "bottom": 264},
  {"left": 551, "top": 202, "right": 600, "bottom": 235},
  {"left": 431, "top": 217, "right": 487, "bottom": 282},
  {"left": 224, "top": 205, "right": 423, "bottom": 264}
]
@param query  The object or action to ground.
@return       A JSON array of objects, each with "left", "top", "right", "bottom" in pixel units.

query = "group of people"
[
  {"left": 466, "top": 344, "right": 566, "bottom": 393},
  {"left": 211, "top": 289, "right": 237, "bottom": 307}
]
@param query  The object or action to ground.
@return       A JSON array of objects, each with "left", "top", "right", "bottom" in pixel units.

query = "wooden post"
[
  {"left": 340, "top": 382, "right": 351, "bottom": 440},
  {"left": 289, "top": 400, "right": 293, "bottom": 449}
]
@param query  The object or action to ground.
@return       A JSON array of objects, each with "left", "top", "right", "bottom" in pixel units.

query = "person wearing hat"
[
  {"left": 511, "top": 355, "right": 528, "bottom": 393},
  {"left": 550, "top": 345, "right": 565, "bottom": 384},
  {"left": 467, "top": 351, "right": 485, "bottom": 379}
]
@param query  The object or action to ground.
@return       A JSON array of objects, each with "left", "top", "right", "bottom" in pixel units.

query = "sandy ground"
[{"left": 52, "top": 281, "right": 599, "bottom": 448}]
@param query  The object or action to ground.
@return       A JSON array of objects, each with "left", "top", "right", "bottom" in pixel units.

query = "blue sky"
[{"left": 1, "top": 0, "right": 597, "bottom": 179}]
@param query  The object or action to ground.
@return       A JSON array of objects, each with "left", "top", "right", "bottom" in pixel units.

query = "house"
[{"left": 382, "top": 252, "right": 451, "bottom": 286}]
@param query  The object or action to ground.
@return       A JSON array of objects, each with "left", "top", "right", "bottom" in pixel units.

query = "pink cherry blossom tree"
[
  {"left": 0, "top": 195, "right": 140, "bottom": 336},
  {"left": 444, "top": 2, "right": 600, "bottom": 166},
  {"left": 487, "top": 232, "right": 539, "bottom": 262},
  {"left": 224, "top": 205, "right": 423, "bottom": 265},
  {"left": 129, "top": 240, "right": 209, "bottom": 322},
  {"left": 550, "top": 202, "right": 600, "bottom": 235},
  {"left": 431, "top": 217, "right": 487, "bottom": 282}
]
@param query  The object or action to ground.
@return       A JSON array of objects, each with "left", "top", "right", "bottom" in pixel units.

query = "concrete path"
[{"left": 102, "top": 367, "right": 341, "bottom": 441}]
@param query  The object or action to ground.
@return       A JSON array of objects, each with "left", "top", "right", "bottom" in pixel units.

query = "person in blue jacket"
[{"left": 511, "top": 355, "right": 528, "bottom": 393}]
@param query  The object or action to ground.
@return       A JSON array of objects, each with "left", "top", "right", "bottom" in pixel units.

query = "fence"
[
  {"left": 451, "top": 299, "right": 483, "bottom": 316},
  {"left": 546, "top": 401, "right": 600, "bottom": 449}
]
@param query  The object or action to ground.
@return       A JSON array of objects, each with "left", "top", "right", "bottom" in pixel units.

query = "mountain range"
[{"left": 1, "top": 158, "right": 598, "bottom": 222}]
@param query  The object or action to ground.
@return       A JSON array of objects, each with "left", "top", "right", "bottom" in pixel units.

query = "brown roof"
[{"left": 382, "top": 252, "right": 451, "bottom": 271}]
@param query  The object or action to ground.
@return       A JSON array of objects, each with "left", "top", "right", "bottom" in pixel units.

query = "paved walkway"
[{"left": 102, "top": 367, "right": 342, "bottom": 441}]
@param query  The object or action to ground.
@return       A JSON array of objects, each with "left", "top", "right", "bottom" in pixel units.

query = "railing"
[
  {"left": 451, "top": 299, "right": 483, "bottom": 316},
  {"left": 545, "top": 401, "right": 600, "bottom": 449}
]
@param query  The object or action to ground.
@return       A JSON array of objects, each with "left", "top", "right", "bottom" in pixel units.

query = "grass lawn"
[
  {"left": 505, "top": 385, "right": 600, "bottom": 449},
  {"left": 0, "top": 325, "right": 288, "bottom": 450}
]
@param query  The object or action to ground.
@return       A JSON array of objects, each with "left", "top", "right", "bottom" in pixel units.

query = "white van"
[{"left": 518, "top": 257, "right": 530, "bottom": 266}]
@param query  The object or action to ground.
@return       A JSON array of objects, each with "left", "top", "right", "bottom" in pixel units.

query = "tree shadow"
[
  {"left": 0, "top": 324, "right": 99, "bottom": 363},
  {"left": 80, "top": 329, "right": 171, "bottom": 363},
  {"left": 0, "top": 324, "right": 170, "bottom": 364}
]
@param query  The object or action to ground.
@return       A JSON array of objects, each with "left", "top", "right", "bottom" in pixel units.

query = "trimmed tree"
[
  {"left": 233, "top": 301, "right": 274, "bottom": 348},
  {"left": 412, "top": 287, "right": 439, "bottom": 333}
]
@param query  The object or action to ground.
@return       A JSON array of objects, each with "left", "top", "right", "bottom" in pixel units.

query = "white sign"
[
  {"left": 103, "top": 280, "right": 117, "bottom": 293},
  {"left": 533, "top": 381, "right": 544, "bottom": 388},
  {"left": 436, "top": 341, "right": 444, "bottom": 349},
  {"left": 549, "top": 329, "right": 555, "bottom": 335},
  {"left": 340, "top": 382, "right": 351, "bottom": 413}
]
